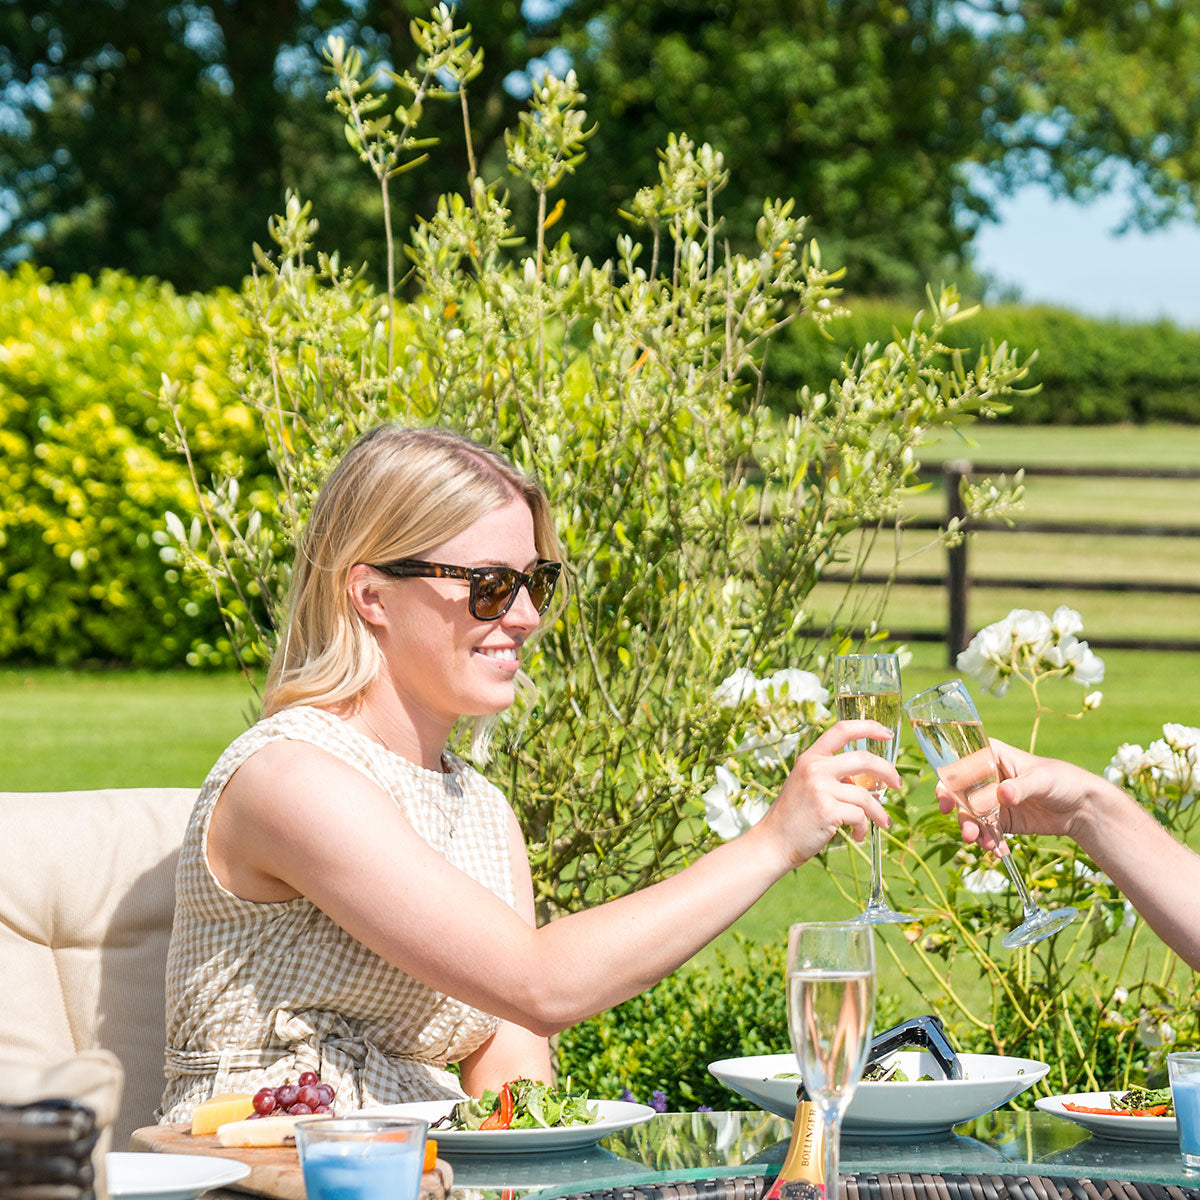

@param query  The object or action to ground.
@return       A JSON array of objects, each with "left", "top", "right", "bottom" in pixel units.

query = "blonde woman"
[{"left": 160, "top": 424, "right": 898, "bottom": 1121}]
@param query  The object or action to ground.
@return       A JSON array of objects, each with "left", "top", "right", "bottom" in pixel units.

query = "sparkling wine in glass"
[
  {"left": 833, "top": 653, "right": 909, "bottom": 925},
  {"left": 787, "top": 921, "right": 876, "bottom": 1200},
  {"left": 904, "top": 679, "right": 1078, "bottom": 948}
]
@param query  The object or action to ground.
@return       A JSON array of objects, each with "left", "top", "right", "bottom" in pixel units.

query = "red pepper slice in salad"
[
  {"left": 480, "top": 1082, "right": 515, "bottom": 1130},
  {"left": 1062, "top": 1101, "right": 1170, "bottom": 1117}
]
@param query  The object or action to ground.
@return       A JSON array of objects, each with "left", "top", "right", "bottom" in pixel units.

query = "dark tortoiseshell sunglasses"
[{"left": 370, "top": 558, "right": 562, "bottom": 621}]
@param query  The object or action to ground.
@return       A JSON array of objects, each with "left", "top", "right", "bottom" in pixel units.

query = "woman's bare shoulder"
[{"left": 222, "top": 734, "right": 383, "bottom": 813}]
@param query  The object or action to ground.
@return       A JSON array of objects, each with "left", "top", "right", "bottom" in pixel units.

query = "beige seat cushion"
[{"left": 0, "top": 788, "right": 197, "bottom": 1145}]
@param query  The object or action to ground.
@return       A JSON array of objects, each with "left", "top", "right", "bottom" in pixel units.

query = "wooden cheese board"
[{"left": 130, "top": 1123, "right": 453, "bottom": 1200}]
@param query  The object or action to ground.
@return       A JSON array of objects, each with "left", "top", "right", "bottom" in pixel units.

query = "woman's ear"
[{"left": 347, "top": 564, "right": 388, "bottom": 629}]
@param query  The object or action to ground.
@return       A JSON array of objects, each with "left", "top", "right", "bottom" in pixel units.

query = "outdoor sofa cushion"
[{"left": 0, "top": 787, "right": 197, "bottom": 1146}]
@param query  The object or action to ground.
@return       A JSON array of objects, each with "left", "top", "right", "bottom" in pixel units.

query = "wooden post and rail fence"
[{"left": 824, "top": 460, "right": 1200, "bottom": 666}]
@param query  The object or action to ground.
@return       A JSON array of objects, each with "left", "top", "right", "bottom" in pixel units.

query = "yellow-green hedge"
[{"left": 0, "top": 265, "right": 263, "bottom": 667}]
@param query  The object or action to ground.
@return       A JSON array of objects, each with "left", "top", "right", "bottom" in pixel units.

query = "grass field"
[{"left": 2, "top": 423, "right": 1197, "bottom": 1018}]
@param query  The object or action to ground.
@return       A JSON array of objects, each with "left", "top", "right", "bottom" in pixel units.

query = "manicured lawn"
[
  {"left": 0, "top": 668, "right": 257, "bottom": 790},
  {"left": 918, "top": 421, "right": 1200, "bottom": 469}
]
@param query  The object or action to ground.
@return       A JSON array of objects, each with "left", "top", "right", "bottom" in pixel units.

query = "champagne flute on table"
[
  {"left": 787, "top": 922, "right": 876, "bottom": 1200},
  {"left": 833, "top": 653, "right": 910, "bottom": 925},
  {"left": 904, "top": 679, "right": 1079, "bottom": 948}
]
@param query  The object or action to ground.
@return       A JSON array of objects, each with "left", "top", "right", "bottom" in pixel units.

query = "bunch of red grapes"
[{"left": 250, "top": 1072, "right": 336, "bottom": 1117}]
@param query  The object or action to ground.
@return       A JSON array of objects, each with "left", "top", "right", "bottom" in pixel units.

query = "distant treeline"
[
  {"left": 2, "top": 265, "right": 1198, "bottom": 667},
  {"left": 771, "top": 297, "right": 1200, "bottom": 425}
]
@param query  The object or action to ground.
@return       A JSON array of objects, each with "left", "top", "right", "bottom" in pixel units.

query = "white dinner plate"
[
  {"left": 709, "top": 1051, "right": 1049, "bottom": 1139},
  {"left": 1035, "top": 1092, "right": 1179, "bottom": 1142},
  {"left": 106, "top": 1152, "right": 250, "bottom": 1200},
  {"left": 358, "top": 1099, "right": 658, "bottom": 1154}
]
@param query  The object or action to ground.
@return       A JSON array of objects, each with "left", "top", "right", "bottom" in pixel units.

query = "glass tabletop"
[{"left": 438, "top": 1109, "right": 1200, "bottom": 1200}]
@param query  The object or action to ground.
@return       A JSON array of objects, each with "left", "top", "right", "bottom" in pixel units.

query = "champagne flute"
[
  {"left": 833, "top": 653, "right": 909, "bottom": 925},
  {"left": 787, "top": 921, "right": 876, "bottom": 1200},
  {"left": 904, "top": 679, "right": 1079, "bottom": 948}
]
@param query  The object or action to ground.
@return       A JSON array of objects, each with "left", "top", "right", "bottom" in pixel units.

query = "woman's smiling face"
[{"left": 373, "top": 496, "right": 545, "bottom": 743}]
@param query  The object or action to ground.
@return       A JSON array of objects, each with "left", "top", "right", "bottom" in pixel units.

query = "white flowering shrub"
[
  {"left": 703, "top": 667, "right": 831, "bottom": 839},
  {"left": 1106, "top": 723, "right": 1200, "bottom": 815},
  {"left": 956, "top": 606, "right": 1105, "bottom": 752}
]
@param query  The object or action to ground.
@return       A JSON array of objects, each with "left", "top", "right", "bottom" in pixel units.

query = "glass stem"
[
  {"left": 998, "top": 845, "right": 1042, "bottom": 920},
  {"left": 867, "top": 820, "right": 886, "bottom": 909},
  {"left": 820, "top": 1108, "right": 841, "bottom": 1200}
]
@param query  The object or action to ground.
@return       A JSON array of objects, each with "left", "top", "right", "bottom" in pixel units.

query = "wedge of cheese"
[
  {"left": 190, "top": 1093, "right": 256, "bottom": 1136},
  {"left": 216, "top": 1113, "right": 331, "bottom": 1148}
]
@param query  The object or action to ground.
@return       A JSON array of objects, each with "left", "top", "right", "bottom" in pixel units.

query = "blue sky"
[{"left": 972, "top": 185, "right": 1200, "bottom": 329}]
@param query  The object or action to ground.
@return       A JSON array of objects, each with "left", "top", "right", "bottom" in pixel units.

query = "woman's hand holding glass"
[
  {"left": 759, "top": 721, "right": 901, "bottom": 872},
  {"left": 833, "top": 653, "right": 910, "bottom": 925}
]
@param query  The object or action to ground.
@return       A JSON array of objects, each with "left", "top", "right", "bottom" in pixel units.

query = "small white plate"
[
  {"left": 1035, "top": 1092, "right": 1179, "bottom": 1142},
  {"left": 709, "top": 1051, "right": 1049, "bottom": 1139},
  {"left": 106, "top": 1152, "right": 250, "bottom": 1200},
  {"left": 358, "top": 1099, "right": 657, "bottom": 1155}
]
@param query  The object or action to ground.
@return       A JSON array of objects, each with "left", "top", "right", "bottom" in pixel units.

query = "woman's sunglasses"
[{"left": 370, "top": 558, "right": 562, "bottom": 621}]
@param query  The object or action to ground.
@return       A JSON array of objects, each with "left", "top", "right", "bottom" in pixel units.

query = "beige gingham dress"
[{"left": 159, "top": 705, "right": 515, "bottom": 1122}]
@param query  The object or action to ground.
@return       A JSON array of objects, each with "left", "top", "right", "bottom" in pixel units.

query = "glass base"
[
  {"left": 852, "top": 902, "right": 913, "bottom": 926},
  {"left": 1001, "top": 905, "right": 1079, "bottom": 948}
]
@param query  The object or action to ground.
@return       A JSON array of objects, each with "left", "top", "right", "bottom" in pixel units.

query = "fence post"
[{"left": 945, "top": 459, "right": 971, "bottom": 666}]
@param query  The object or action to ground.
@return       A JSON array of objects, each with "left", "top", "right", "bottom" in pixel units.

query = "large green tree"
[
  {"left": 548, "top": 0, "right": 1200, "bottom": 292},
  {"left": 0, "top": 0, "right": 542, "bottom": 290},
  {"left": 2, "top": 0, "right": 1198, "bottom": 293}
]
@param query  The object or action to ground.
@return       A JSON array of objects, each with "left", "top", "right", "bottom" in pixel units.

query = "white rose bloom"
[
  {"left": 703, "top": 766, "right": 744, "bottom": 839},
  {"left": 1009, "top": 608, "right": 1053, "bottom": 650},
  {"left": 736, "top": 726, "right": 795, "bottom": 769},
  {"left": 762, "top": 668, "right": 829, "bottom": 708},
  {"left": 1069, "top": 645, "right": 1105, "bottom": 686},
  {"left": 1164, "top": 724, "right": 1200, "bottom": 752},
  {"left": 1112, "top": 986, "right": 1129, "bottom": 1005},
  {"left": 1038, "top": 641, "right": 1069, "bottom": 671},
  {"left": 956, "top": 622, "right": 1014, "bottom": 692},
  {"left": 704, "top": 774, "right": 770, "bottom": 840},
  {"left": 1050, "top": 606, "right": 1084, "bottom": 637},
  {"left": 955, "top": 640, "right": 999, "bottom": 690},
  {"left": 774, "top": 731, "right": 802, "bottom": 761},
  {"left": 736, "top": 730, "right": 768, "bottom": 756},
  {"left": 740, "top": 794, "right": 771, "bottom": 828},
  {"left": 1083, "top": 691, "right": 1103, "bottom": 711},
  {"left": 1145, "top": 739, "right": 1178, "bottom": 776},
  {"left": 962, "top": 866, "right": 1009, "bottom": 894},
  {"left": 713, "top": 667, "right": 759, "bottom": 708},
  {"left": 1105, "top": 742, "right": 1147, "bottom": 787}
]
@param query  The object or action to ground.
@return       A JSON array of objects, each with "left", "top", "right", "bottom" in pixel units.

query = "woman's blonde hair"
[{"left": 264, "top": 424, "right": 562, "bottom": 758}]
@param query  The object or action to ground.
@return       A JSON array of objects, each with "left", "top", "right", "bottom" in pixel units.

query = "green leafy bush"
[
  {"left": 556, "top": 938, "right": 903, "bottom": 1110},
  {"left": 166, "top": 21, "right": 1030, "bottom": 921},
  {"left": 0, "top": 264, "right": 263, "bottom": 666},
  {"left": 772, "top": 298, "right": 1200, "bottom": 424}
]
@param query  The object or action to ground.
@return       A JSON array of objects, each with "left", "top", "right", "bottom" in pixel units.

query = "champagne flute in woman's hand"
[
  {"left": 787, "top": 921, "right": 875, "bottom": 1200},
  {"left": 904, "top": 679, "right": 1078, "bottom": 948},
  {"left": 833, "top": 653, "right": 910, "bottom": 925}
]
